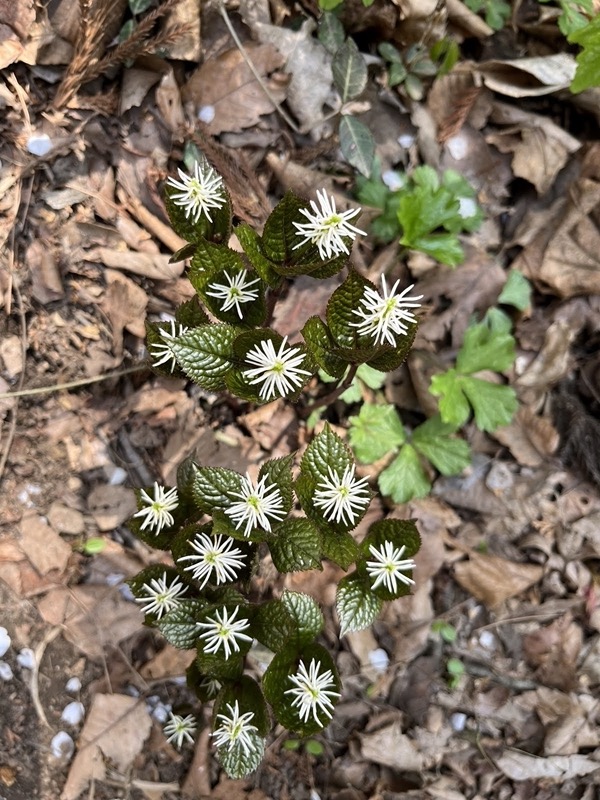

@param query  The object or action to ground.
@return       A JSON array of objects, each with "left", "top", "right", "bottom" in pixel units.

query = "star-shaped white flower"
[
  {"left": 196, "top": 605, "right": 253, "bottom": 660},
  {"left": 293, "top": 189, "right": 366, "bottom": 260},
  {"left": 206, "top": 269, "right": 261, "bottom": 318},
  {"left": 135, "top": 572, "right": 187, "bottom": 619},
  {"left": 366, "top": 541, "right": 416, "bottom": 593},
  {"left": 178, "top": 532, "right": 246, "bottom": 589},
  {"left": 134, "top": 483, "right": 179, "bottom": 534},
  {"left": 166, "top": 161, "right": 225, "bottom": 223},
  {"left": 285, "top": 658, "right": 340, "bottom": 725},
  {"left": 148, "top": 320, "right": 189, "bottom": 373},
  {"left": 198, "top": 677, "right": 222, "bottom": 699},
  {"left": 313, "top": 465, "right": 370, "bottom": 526},
  {"left": 225, "top": 472, "right": 286, "bottom": 537},
  {"left": 243, "top": 337, "right": 312, "bottom": 401},
  {"left": 211, "top": 700, "right": 259, "bottom": 756},
  {"left": 350, "top": 276, "right": 423, "bottom": 347},
  {"left": 163, "top": 712, "right": 196, "bottom": 747}
]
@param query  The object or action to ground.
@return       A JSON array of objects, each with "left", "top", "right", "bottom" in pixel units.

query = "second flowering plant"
[{"left": 128, "top": 156, "right": 422, "bottom": 779}]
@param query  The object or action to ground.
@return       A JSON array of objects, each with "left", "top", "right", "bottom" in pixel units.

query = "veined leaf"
[
  {"left": 269, "top": 519, "right": 322, "bottom": 573},
  {"left": 169, "top": 324, "right": 238, "bottom": 390},
  {"left": 332, "top": 38, "right": 368, "bottom": 101},
  {"left": 336, "top": 573, "right": 382, "bottom": 635},
  {"left": 281, "top": 590, "right": 324, "bottom": 645},
  {"left": 411, "top": 415, "right": 471, "bottom": 476},
  {"left": 378, "top": 445, "right": 431, "bottom": 503},
  {"left": 348, "top": 403, "right": 405, "bottom": 464},
  {"left": 158, "top": 599, "right": 208, "bottom": 649},
  {"left": 192, "top": 466, "right": 244, "bottom": 513},
  {"left": 339, "top": 115, "right": 375, "bottom": 177}
]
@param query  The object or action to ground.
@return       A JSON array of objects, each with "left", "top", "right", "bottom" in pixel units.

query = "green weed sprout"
[{"left": 126, "top": 155, "right": 422, "bottom": 779}]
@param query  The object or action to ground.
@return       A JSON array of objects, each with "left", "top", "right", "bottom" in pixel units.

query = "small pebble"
[
  {"left": 446, "top": 133, "right": 469, "bottom": 160},
  {"left": 198, "top": 105, "right": 215, "bottom": 123},
  {"left": 398, "top": 133, "right": 415, "bottom": 149},
  {"left": 382, "top": 170, "right": 404, "bottom": 192},
  {"left": 479, "top": 630, "right": 496, "bottom": 650},
  {"left": 17, "top": 648, "right": 35, "bottom": 670},
  {"left": 108, "top": 466, "right": 127, "bottom": 486},
  {"left": 0, "top": 627, "right": 10, "bottom": 657},
  {"left": 120, "top": 583, "right": 135, "bottom": 601},
  {"left": 51, "top": 731, "right": 75, "bottom": 762},
  {"left": 0, "top": 661, "right": 13, "bottom": 681},
  {"left": 66, "top": 677, "right": 82, "bottom": 693},
  {"left": 451, "top": 712, "right": 468, "bottom": 732},
  {"left": 458, "top": 197, "right": 477, "bottom": 219},
  {"left": 27, "top": 133, "right": 53, "bottom": 157},
  {"left": 152, "top": 703, "right": 171, "bottom": 724},
  {"left": 368, "top": 648, "right": 390, "bottom": 673},
  {"left": 61, "top": 701, "right": 85, "bottom": 726},
  {"left": 105, "top": 572, "right": 125, "bottom": 587}
]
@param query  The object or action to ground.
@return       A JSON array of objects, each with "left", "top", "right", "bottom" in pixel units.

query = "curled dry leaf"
[
  {"left": 495, "top": 750, "right": 599, "bottom": 782},
  {"left": 453, "top": 551, "right": 543, "bottom": 608},
  {"left": 522, "top": 613, "right": 583, "bottom": 691}
]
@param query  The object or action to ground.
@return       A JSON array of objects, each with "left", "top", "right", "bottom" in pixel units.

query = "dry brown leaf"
[
  {"left": 182, "top": 44, "right": 286, "bottom": 135},
  {"left": 495, "top": 750, "right": 599, "bottom": 782},
  {"left": 119, "top": 67, "right": 161, "bottom": 114},
  {"left": 140, "top": 643, "right": 195, "bottom": 680},
  {"left": 87, "top": 484, "right": 136, "bottom": 531},
  {"left": 453, "top": 552, "right": 543, "bottom": 608},
  {"left": 26, "top": 239, "right": 64, "bottom": 304},
  {"left": 155, "top": 67, "right": 185, "bottom": 134},
  {"left": 493, "top": 407, "right": 559, "bottom": 468},
  {"left": 511, "top": 145, "right": 600, "bottom": 297},
  {"left": 19, "top": 512, "right": 71, "bottom": 575},
  {"left": 87, "top": 246, "right": 183, "bottom": 281},
  {"left": 522, "top": 613, "right": 583, "bottom": 691},
  {"left": 478, "top": 53, "right": 576, "bottom": 98},
  {"left": 101, "top": 269, "right": 147, "bottom": 356},
  {"left": 160, "top": 0, "right": 200, "bottom": 61},
  {"left": 360, "top": 721, "right": 424, "bottom": 771},
  {"left": 0, "top": 0, "right": 35, "bottom": 68},
  {"left": 61, "top": 694, "right": 152, "bottom": 800},
  {"left": 37, "top": 585, "right": 143, "bottom": 658}
]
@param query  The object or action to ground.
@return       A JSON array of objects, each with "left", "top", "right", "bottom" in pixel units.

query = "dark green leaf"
[
  {"left": 192, "top": 466, "right": 244, "bottom": 513},
  {"left": 259, "top": 455, "right": 295, "bottom": 513},
  {"left": 269, "top": 518, "right": 323, "bottom": 573},
  {"left": 251, "top": 600, "right": 295, "bottom": 652},
  {"left": 169, "top": 324, "right": 238, "bottom": 390},
  {"left": 336, "top": 573, "right": 382, "bottom": 635},
  {"left": 281, "top": 590, "right": 324, "bottom": 645},
  {"left": 302, "top": 316, "right": 348, "bottom": 379},
  {"left": 234, "top": 223, "right": 281, "bottom": 287},
  {"left": 332, "top": 38, "right": 368, "bottom": 101},
  {"left": 339, "top": 115, "right": 375, "bottom": 177},
  {"left": 318, "top": 11, "right": 345, "bottom": 53},
  {"left": 158, "top": 599, "right": 208, "bottom": 649},
  {"left": 320, "top": 528, "right": 359, "bottom": 569},
  {"left": 214, "top": 675, "right": 270, "bottom": 736}
]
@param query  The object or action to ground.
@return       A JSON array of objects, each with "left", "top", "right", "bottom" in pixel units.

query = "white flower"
[
  {"left": 149, "top": 320, "right": 189, "bottom": 373},
  {"left": 134, "top": 482, "right": 179, "bottom": 534},
  {"left": 293, "top": 189, "right": 366, "bottom": 260},
  {"left": 166, "top": 161, "right": 225, "bottom": 223},
  {"left": 313, "top": 465, "right": 370, "bottom": 526},
  {"left": 178, "top": 533, "right": 246, "bottom": 589},
  {"left": 211, "top": 700, "right": 259, "bottom": 756},
  {"left": 198, "top": 677, "right": 222, "bottom": 699},
  {"left": 285, "top": 659, "right": 340, "bottom": 725},
  {"left": 205, "top": 270, "right": 261, "bottom": 318},
  {"left": 196, "top": 605, "right": 253, "bottom": 660},
  {"left": 163, "top": 712, "right": 196, "bottom": 747},
  {"left": 135, "top": 572, "right": 187, "bottom": 619},
  {"left": 243, "top": 337, "right": 312, "bottom": 401},
  {"left": 350, "top": 276, "right": 423, "bottom": 347},
  {"left": 225, "top": 472, "right": 286, "bottom": 537},
  {"left": 366, "top": 541, "right": 416, "bottom": 593}
]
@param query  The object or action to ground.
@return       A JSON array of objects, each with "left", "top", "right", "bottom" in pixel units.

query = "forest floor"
[{"left": 1, "top": 1, "right": 600, "bottom": 799}]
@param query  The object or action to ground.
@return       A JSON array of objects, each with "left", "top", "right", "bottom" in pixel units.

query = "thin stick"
[
  {"left": 218, "top": 1, "right": 301, "bottom": 134},
  {"left": 0, "top": 365, "right": 146, "bottom": 400},
  {"left": 31, "top": 627, "right": 63, "bottom": 728}
]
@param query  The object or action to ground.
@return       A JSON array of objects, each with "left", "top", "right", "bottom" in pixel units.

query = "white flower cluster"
[
  {"left": 285, "top": 658, "right": 340, "bottom": 725},
  {"left": 134, "top": 482, "right": 179, "bottom": 535},
  {"left": 351, "top": 276, "right": 423, "bottom": 347},
  {"left": 243, "top": 337, "right": 312, "bottom": 402},
  {"left": 166, "top": 162, "right": 225, "bottom": 223},
  {"left": 293, "top": 189, "right": 365, "bottom": 260},
  {"left": 366, "top": 541, "right": 416, "bottom": 593}
]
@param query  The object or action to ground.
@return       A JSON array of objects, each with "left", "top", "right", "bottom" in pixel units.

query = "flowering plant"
[{"left": 127, "top": 156, "right": 422, "bottom": 779}]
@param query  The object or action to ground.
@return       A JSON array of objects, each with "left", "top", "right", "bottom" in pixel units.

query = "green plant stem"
[{"left": 301, "top": 364, "right": 358, "bottom": 418}]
